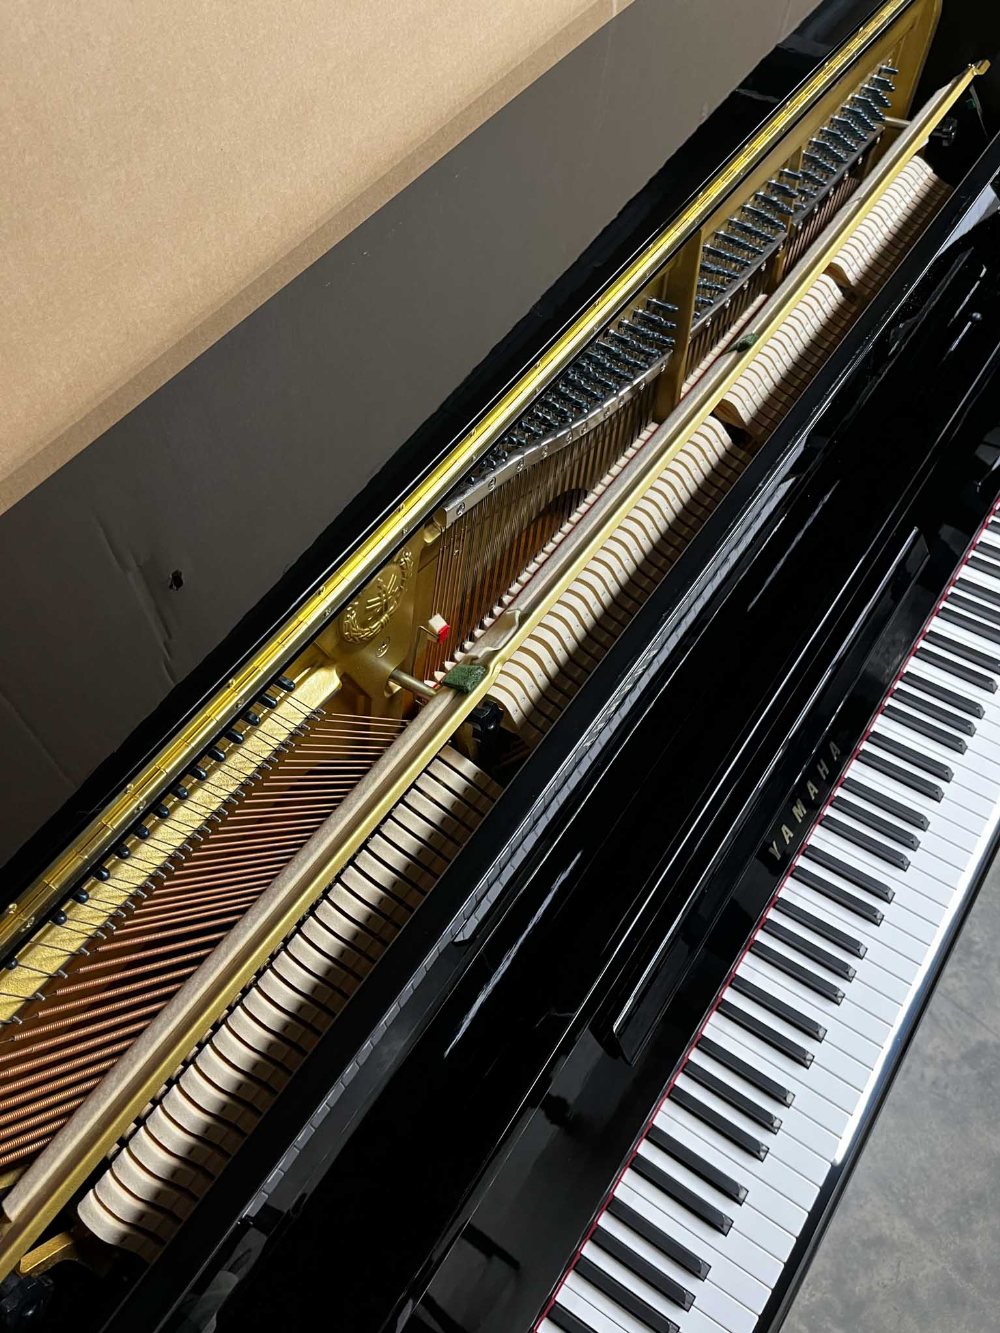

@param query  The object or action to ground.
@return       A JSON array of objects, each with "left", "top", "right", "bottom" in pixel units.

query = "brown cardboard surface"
[
  {"left": 0, "top": 0, "right": 619, "bottom": 513},
  {"left": 0, "top": 0, "right": 825, "bottom": 872}
]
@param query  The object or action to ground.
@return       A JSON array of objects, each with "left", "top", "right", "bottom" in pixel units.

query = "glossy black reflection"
[{"left": 83, "top": 114, "right": 1000, "bottom": 1333}]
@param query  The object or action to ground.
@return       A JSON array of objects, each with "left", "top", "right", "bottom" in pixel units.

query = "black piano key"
[
  {"left": 802, "top": 845, "right": 894, "bottom": 902},
  {"left": 831, "top": 794, "right": 919, "bottom": 849},
  {"left": 275, "top": 675, "right": 296, "bottom": 692},
  {"left": 548, "top": 1304, "right": 596, "bottom": 1333},
  {"left": 856, "top": 747, "right": 944, "bottom": 801},
  {"left": 574, "top": 1256, "right": 680, "bottom": 1333},
  {"left": 630, "top": 1154, "right": 733, "bottom": 1234},
  {"left": 883, "top": 703, "right": 967, "bottom": 755},
  {"left": 957, "top": 572, "right": 1000, "bottom": 609},
  {"left": 668, "top": 1084, "right": 768, "bottom": 1160},
  {"left": 772, "top": 895, "right": 866, "bottom": 958},
  {"left": 840, "top": 775, "right": 930, "bottom": 829},
  {"left": 969, "top": 553, "right": 1000, "bottom": 580},
  {"left": 792, "top": 864, "right": 884, "bottom": 924},
  {"left": 938, "top": 605, "right": 1000, "bottom": 647},
  {"left": 892, "top": 687, "right": 975, "bottom": 735},
  {"left": 915, "top": 646, "right": 997, "bottom": 693},
  {"left": 925, "top": 629, "right": 1000, "bottom": 675},
  {"left": 697, "top": 1034, "right": 795, "bottom": 1105},
  {"left": 821, "top": 812, "right": 910, "bottom": 870},
  {"left": 683, "top": 1059, "right": 781, "bottom": 1132},
  {"left": 592, "top": 1227, "right": 695, "bottom": 1311},
  {"left": 868, "top": 731, "right": 953, "bottom": 783},
  {"left": 224, "top": 728, "right": 245, "bottom": 745},
  {"left": 948, "top": 590, "right": 1000, "bottom": 630},
  {"left": 977, "top": 537, "right": 1000, "bottom": 562},
  {"left": 728, "top": 975, "right": 826, "bottom": 1041},
  {"left": 206, "top": 746, "right": 226, "bottom": 763},
  {"left": 717, "top": 998, "right": 814, "bottom": 1066},
  {"left": 761, "top": 917, "right": 856, "bottom": 980},
  {"left": 606, "top": 1197, "right": 710, "bottom": 1281},
  {"left": 749, "top": 939, "right": 845, "bottom": 1003},
  {"left": 645, "top": 1123, "right": 747, "bottom": 1203}
]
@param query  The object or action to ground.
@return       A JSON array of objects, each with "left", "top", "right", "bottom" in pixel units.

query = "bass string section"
[{"left": 0, "top": 708, "right": 407, "bottom": 1173}]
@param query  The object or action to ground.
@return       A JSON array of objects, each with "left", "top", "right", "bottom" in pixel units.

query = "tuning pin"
[
  {"left": 819, "top": 129, "right": 852, "bottom": 154},
  {"left": 768, "top": 179, "right": 799, "bottom": 200},
  {"left": 719, "top": 230, "right": 764, "bottom": 256},
  {"left": 695, "top": 296, "right": 714, "bottom": 310},
  {"left": 553, "top": 385, "right": 588, "bottom": 413},
  {"left": 697, "top": 280, "right": 728, "bottom": 295},
  {"left": 742, "top": 204, "right": 784, "bottom": 231},
  {"left": 879, "top": 63, "right": 899, "bottom": 76},
  {"left": 755, "top": 190, "right": 794, "bottom": 217},
  {"left": 703, "top": 245, "right": 747, "bottom": 267},
  {"left": 844, "top": 106, "right": 876, "bottom": 132},
  {"left": 805, "top": 143, "right": 837, "bottom": 166},
  {"left": 870, "top": 74, "right": 895, "bottom": 91},
  {"left": 578, "top": 357, "right": 619, "bottom": 391},
  {"left": 636, "top": 307, "right": 676, "bottom": 331},
  {"left": 607, "top": 329, "right": 657, "bottom": 360},
  {"left": 625, "top": 319, "right": 673, "bottom": 350},
  {"left": 647, "top": 298, "right": 679, "bottom": 317},
  {"left": 730, "top": 218, "right": 772, "bottom": 243},
  {"left": 802, "top": 154, "right": 834, "bottom": 177},
  {"left": 596, "top": 339, "right": 644, "bottom": 372},
  {"left": 700, "top": 260, "right": 736, "bottom": 279},
  {"left": 563, "top": 371, "right": 601, "bottom": 402},
  {"left": 810, "top": 137, "right": 847, "bottom": 163},
  {"left": 854, "top": 93, "right": 886, "bottom": 121},
  {"left": 799, "top": 168, "right": 827, "bottom": 190},
  {"left": 830, "top": 116, "right": 864, "bottom": 142},
  {"left": 864, "top": 84, "right": 892, "bottom": 108}
]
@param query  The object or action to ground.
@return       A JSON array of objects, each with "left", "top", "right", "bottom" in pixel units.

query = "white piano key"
[
  {"left": 672, "top": 1070, "right": 831, "bottom": 1184},
  {"left": 744, "top": 932, "right": 899, "bottom": 1030},
  {"left": 735, "top": 951, "right": 888, "bottom": 1057},
  {"left": 778, "top": 881, "right": 923, "bottom": 976},
  {"left": 823, "top": 796, "right": 966, "bottom": 876},
  {"left": 805, "top": 827, "right": 952, "bottom": 916},
  {"left": 875, "top": 713, "right": 1000, "bottom": 792},
  {"left": 615, "top": 1179, "right": 774, "bottom": 1312},
  {"left": 700, "top": 1014, "right": 851, "bottom": 1140},
  {"left": 619, "top": 1171, "right": 783, "bottom": 1299},
  {"left": 720, "top": 986, "right": 870, "bottom": 1092},
  {"left": 655, "top": 1099, "right": 816, "bottom": 1224},
  {"left": 588, "top": 1227, "right": 753, "bottom": 1333},
  {"left": 765, "top": 906, "right": 910, "bottom": 1005},
  {"left": 850, "top": 743, "right": 984, "bottom": 843},
  {"left": 842, "top": 754, "right": 985, "bottom": 851},
  {"left": 562, "top": 1274, "right": 641, "bottom": 1333},
  {"left": 689, "top": 1047, "right": 840, "bottom": 1162}
]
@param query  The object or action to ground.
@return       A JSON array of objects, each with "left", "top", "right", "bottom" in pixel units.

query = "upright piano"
[{"left": 2, "top": 0, "right": 1000, "bottom": 1329}]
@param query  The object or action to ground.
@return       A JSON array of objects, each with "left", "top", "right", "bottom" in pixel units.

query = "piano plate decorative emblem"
[{"left": 340, "top": 549, "right": 415, "bottom": 644}]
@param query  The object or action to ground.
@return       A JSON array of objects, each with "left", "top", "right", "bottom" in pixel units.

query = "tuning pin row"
[{"left": 497, "top": 295, "right": 680, "bottom": 453}]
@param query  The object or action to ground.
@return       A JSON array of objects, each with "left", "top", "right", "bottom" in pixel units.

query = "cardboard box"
[{"left": 0, "top": 0, "right": 820, "bottom": 876}]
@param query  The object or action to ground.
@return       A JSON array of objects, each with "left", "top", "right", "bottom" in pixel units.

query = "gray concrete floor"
[{"left": 782, "top": 854, "right": 1000, "bottom": 1333}]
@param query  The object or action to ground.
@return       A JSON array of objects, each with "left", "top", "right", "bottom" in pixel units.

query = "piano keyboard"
[{"left": 536, "top": 501, "right": 1000, "bottom": 1333}]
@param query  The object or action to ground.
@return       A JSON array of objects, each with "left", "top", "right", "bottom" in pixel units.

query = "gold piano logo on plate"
[{"left": 340, "top": 549, "right": 415, "bottom": 644}]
